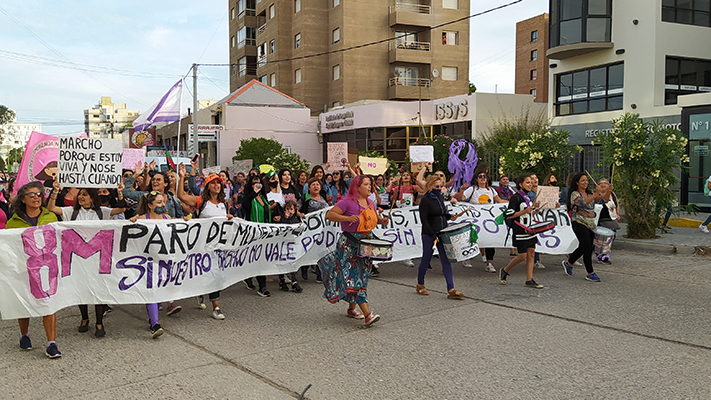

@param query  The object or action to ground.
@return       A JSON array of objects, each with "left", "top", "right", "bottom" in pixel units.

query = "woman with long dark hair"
[
  {"left": 318, "top": 175, "right": 389, "bottom": 326},
  {"left": 6, "top": 182, "right": 62, "bottom": 357},
  {"left": 241, "top": 174, "right": 272, "bottom": 297},
  {"left": 299, "top": 177, "right": 330, "bottom": 282},
  {"left": 178, "top": 166, "right": 234, "bottom": 319},
  {"left": 562, "top": 172, "right": 603, "bottom": 282},
  {"left": 47, "top": 181, "right": 125, "bottom": 337}
]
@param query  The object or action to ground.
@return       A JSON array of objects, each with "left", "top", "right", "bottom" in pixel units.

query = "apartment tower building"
[
  {"left": 515, "top": 13, "right": 549, "bottom": 103},
  {"left": 228, "top": 0, "right": 470, "bottom": 114}
]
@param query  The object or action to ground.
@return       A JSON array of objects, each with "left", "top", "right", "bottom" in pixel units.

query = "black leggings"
[
  {"left": 79, "top": 304, "right": 104, "bottom": 324},
  {"left": 569, "top": 221, "right": 595, "bottom": 274}
]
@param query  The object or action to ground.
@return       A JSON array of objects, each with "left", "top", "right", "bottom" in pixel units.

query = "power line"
[{"left": 199, "top": 0, "right": 525, "bottom": 68}]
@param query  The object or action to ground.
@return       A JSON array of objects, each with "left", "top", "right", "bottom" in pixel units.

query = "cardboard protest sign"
[
  {"left": 202, "top": 166, "right": 222, "bottom": 176},
  {"left": 359, "top": 156, "right": 388, "bottom": 175},
  {"left": 327, "top": 142, "right": 348, "bottom": 171},
  {"left": 122, "top": 148, "right": 146, "bottom": 170},
  {"left": 232, "top": 159, "right": 253, "bottom": 174},
  {"left": 58, "top": 137, "right": 122, "bottom": 188},
  {"left": 535, "top": 186, "right": 561, "bottom": 209}
]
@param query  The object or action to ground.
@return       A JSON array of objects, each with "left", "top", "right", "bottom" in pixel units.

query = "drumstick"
[
  {"left": 451, "top": 206, "right": 473, "bottom": 220},
  {"left": 585, "top": 170, "right": 598, "bottom": 186}
]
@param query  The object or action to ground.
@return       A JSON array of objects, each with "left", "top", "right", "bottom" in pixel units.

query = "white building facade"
[
  {"left": 84, "top": 97, "right": 140, "bottom": 139},
  {"left": 0, "top": 113, "right": 41, "bottom": 160},
  {"left": 546, "top": 0, "right": 711, "bottom": 209}
]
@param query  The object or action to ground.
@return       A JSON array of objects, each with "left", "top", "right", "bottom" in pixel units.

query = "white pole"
[{"left": 192, "top": 63, "right": 199, "bottom": 157}]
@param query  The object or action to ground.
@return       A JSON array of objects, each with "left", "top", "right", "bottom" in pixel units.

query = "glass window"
[
  {"left": 555, "top": 62, "right": 624, "bottom": 116},
  {"left": 443, "top": 0, "right": 458, "bottom": 9},
  {"left": 269, "top": 4, "right": 275, "bottom": 18},
  {"left": 295, "top": 68, "right": 302, "bottom": 83},
  {"left": 531, "top": 30, "right": 538, "bottom": 42},
  {"left": 333, "top": 28, "right": 340, "bottom": 44},
  {"left": 333, "top": 64, "right": 340, "bottom": 80},
  {"left": 270, "top": 73, "right": 276, "bottom": 86},
  {"left": 530, "top": 69, "right": 538, "bottom": 80},
  {"left": 442, "top": 31, "right": 458, "bottom": 45},
  {"left": 231, "top": 7, "right": 236, "bottom": 19},
  {"left": 295, "top": 0, "right": 301, "bottom": 12},
  {"left": 586, "top": 17, "right": 611, "bottom": 41},
  {"left": 663, "top": 0, "right": 711, "bottom": 26},
  {"left": 333, "top": 0, "right": 340, "bottom": 6},
  {"left": 531, "top": 49, "right": 538, "bottom": 61},
  {"left": 442, "top": 66, "right": 458, "bottom": 81},
  {"left": 561, "top": 0, "right": 583, "bottom": 19},
  {"left": 231, "top": 36, "right": 235, "bottom": 47},
  {"left": 270, "top": 39, "right": 275, "bottom": 53},
  {"left": 559, "top": 19, "right": 582, "bottom": 44},
  {"left": 530, "top": 88, "right": 537, "bottom": 99},
  {"left": 588, "top": 0, "right": 608, "bottom": 15},
  {"left": 295, "top": 33, "right": 301, "bottom": 48}
]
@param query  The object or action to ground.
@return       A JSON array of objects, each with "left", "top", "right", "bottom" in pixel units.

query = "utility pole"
[{"left": 191, "top": 63, "right": 198, "bottom": 155}]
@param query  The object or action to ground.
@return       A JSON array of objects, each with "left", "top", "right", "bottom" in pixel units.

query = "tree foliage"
[
  {"left": 594, "top": 113, "right": 689, "bottom": 239},
  {"left": 232, "top": 137, "right": 283, "bottom": 166},
  {"left": 0, "top": 105, "right": 16, "bottom": 142},
  {"left": 468, "top": 83, "right": 477, "bottom": 94},
  {"left": 0, "top": 156, "right": 5, "bottom": 171},
  {"left": 267, "top": 148, "right": 311, "bottom": 173},
  {"left": 7, "top": 147, "right": 23, "bottom": 169}
]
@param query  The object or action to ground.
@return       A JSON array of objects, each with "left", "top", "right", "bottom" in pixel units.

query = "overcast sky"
[{"left": 0, "top": 0, "right": 548, "bottom": 136}]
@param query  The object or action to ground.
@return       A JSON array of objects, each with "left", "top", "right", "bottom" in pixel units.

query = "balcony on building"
[
  {"left": 256, "top": 12, "right": 266, "bottom": 36},
  {"left": 389, "top": 0, "right": 432, "bottom": 27},
  {"left": 547, "top": 0, "right": 613, "bottom": 60},
  {"left": 389, "top": 32, "right": 431, "bottom": 64},
  {"left": 388, "top": 76, "right": 431, "bottom": 100}
]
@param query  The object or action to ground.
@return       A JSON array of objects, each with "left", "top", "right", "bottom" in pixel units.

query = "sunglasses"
[
  {"left": 436, "top": 174, "right": 445, "bottom": 177},
  {"left": 434, "top": 185, "right": 444, "bottom": 189},
  {"left": 25, "top": 192, "right": 42, "bottom": 198},
  {"left": 477, "top": 174, "right": 487, "bottom": 178},
  {"left": 143, "top": 191, "right": 160, "bottom": 198}
]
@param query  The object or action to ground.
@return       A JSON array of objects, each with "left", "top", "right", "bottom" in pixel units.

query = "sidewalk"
[{"left": 613, "top": 220, "right": 711, "bottom": 255}]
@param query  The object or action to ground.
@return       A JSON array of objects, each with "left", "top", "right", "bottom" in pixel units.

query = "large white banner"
[{"left": 0, "top": 203, "right": 577, "bottom": 319}]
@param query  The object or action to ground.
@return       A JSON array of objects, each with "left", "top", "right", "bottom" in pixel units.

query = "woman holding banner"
[
  {"left": 416, "top": 174, "right": 465, "bottom": 299},
  {"left": 128, "top": 191, "right": 177, "bottom": 338},
  {"left": 46, "top": 180, "right": 126, "bottom": 337},
  {"left": 299, "top": 177, "right": 330, "bottom": 282},
  {"left": 178, "top": 166, "right": 233, "bottom": 319},
  {"left": 6, "top": 181, "right": 62, "bottom": 358},
  {"left": 319, "top": 175, "right": 389, "bottom": 326},
  {"left": 241, "top": 174, "right": 272, "bottom": 297}
]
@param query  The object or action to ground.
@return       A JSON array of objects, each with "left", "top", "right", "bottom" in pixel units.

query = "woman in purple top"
[{"left": 318, "top": 175, "right": 389, "bottom": 326}]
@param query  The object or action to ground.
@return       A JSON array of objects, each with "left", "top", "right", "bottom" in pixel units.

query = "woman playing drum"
[
  {"left": 498, "top": 174, "right": 544, "bottom": 289},
  {"left": 416, "top": 175, "right": 465, "bottom": 299},
  {"left": 318, "top": 175, "right": 389, "bottom": 326}
]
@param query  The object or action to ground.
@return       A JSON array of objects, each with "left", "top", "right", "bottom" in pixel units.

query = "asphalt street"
[{"left": 1, "top": 226, "right": 711, "bottom": 399}]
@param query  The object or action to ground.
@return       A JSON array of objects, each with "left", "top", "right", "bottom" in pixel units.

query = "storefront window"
[{"left": 682, "top": 108, "right": 711, "bottom": 209}]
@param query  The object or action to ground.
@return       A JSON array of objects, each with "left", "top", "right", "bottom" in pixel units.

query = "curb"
[
  {"left": 668, "top": 217, "right": 704, "bottom": 228},
  {"left": 612, "top": 238, "right": 697, "bottom": 255}
]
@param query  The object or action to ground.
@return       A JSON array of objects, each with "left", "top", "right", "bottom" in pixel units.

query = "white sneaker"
[
  {"left": 462, "top": 261, "right": 473, "bottom": 268},
  {"left": 211, "top": 308, "right": 225, "bottom": 320},
  {"left": 403, "top": 259, "right": 415, "bottom": 267},
  {"left": 534, "top": 262, "right": 545, "bottom": 269},
  {"left": 481, "top": 255, "right": 487, "bottom": 263},
  {"left": 574, "top": 261, "right": 583, "bottom": 267},
  {"left": 700, "top": 224, "right": 709, "bottom": 233},
  {"left": 196, "top": 296, "right": 206, "bottom": 310},
  {"left": 485, "top": 263, "right": 496, "bottom": 273}
]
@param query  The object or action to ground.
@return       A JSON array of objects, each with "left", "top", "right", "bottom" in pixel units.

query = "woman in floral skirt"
[{"left": 318, "top": 175, "right": 389, "bottom": 326}]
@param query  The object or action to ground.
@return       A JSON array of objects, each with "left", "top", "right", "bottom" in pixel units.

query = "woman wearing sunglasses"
[
  {"left": 6, "top": 182, "right": 62, "bottom": 358},
  {"left": 456, "top": 166, "right": 506, "bottom": 272},
  {"left": 416, "top": 175, "right": 465, "bottom": 299}
]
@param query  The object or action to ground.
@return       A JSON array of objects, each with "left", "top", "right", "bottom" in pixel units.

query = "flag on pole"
[
  {"left": 164, "top": 145, "right": 176, "bottom": 172},
  {"left": 132, "top": 80, "right": 183, "bottom": 132}
]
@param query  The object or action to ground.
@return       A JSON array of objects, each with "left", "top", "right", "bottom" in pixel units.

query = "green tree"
[
  {"left": 594, "top": 113, "right": 690, "bottom": 239},
  {"left": 409, "top": 135, "right": 460, "bottom": 176},
  {"left": 468, "top": 83, "right": 477, "bottom": 94},
  {"left": 267, "top": 149, "right": 311, "bottom": 173},
  {"left": 0, "top": 156, "right": 5, "bottom": 171},
  {"left": 232, "top": 137, "right": 283, "bottom": 166},
  {"left": 498, "top": 129, "right": 581, "bottom": 180},
  {"left": 7, "top": 147, "right": 23, "bottom": 168},
  {"left": 0, "top": 105, "right": 16, "bottom": 142}
]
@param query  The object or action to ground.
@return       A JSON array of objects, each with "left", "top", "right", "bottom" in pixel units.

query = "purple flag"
[{"left": 132, "top": 80, "right": 183, "bottom": 131}]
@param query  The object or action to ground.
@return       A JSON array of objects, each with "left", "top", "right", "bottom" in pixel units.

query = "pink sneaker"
[
  {"left": 347, "top": 308, "right": 364, "bottom": 319},
  {"left": 364, "top": 313, "right": 380, "bottom": 326}
]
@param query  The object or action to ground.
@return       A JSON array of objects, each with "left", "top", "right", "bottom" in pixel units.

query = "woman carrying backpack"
[{"left": 177, "top": 165, "right": 233, "bottom": 319}]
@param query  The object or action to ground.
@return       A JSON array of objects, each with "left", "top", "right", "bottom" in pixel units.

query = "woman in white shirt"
[
  {"left": 455, "top": 169, "right": 506, "bottom": 272},
  {"left": 178, "top": 167, "right": 234, "bottom": 320},
  {"left": 47, "top": 180, "right": 125, "bottom": 337}
]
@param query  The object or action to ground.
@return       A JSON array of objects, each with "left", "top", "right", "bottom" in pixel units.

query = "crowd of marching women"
[{"left": 1, "top": 157, "right": 629, "bottom": 359}]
